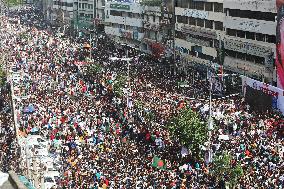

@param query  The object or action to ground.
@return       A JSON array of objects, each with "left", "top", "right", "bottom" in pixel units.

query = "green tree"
[
  {"left": 166, "top": 108, "right": 208, "bottom": 159},
  {"left": 113, "top": 74, "right": 127, "bottom": 97},
  {"left": 4, "top": 0, "right": 22, "bottom": 6},
  {"left": 211, "top": 151, "right": 244, "bottom": 188},
  {"left": 85, "top": 63, "right": 103, "bottom": 79},
  {"left": 0, "top": 65, "right": 6, "bottom": 87}
]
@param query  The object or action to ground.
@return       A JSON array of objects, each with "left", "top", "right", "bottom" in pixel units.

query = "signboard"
[
  {"left": 181, "top": 25, "right": 217, "bottom": 39},
  {"left": 110, "top": 3, "right": 130, "bottom": 10},
  {"left": 242, "top": 76, "right": 284, "bottom": 115},
  {"left": 182, "top": 9, "right": 208, "bottom": 19},
  {"left": 224, "top": 37, "right": 272, "bottom": 57},
  {"left": 276, "top": 0, "right": 284, "bottom": 89}
]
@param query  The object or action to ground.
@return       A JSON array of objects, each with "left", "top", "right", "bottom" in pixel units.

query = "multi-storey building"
[
  {"left": 52, "top": 0, "right": 74, "bottom": 26},
  {"left": 223, "top": 0, "right": 276, "bottom": 82},
  {"left": 174, "top": 0, "right": 225, "bottom": 71},
  {"left": 104, "top": 0, "right": 144, "bottom": 49},
  {"left": 141, "top": 5, "right": 167, "bottom": 56},
  {"left": 42, "top": 0, "right": 53, "bottom": 21},
  {"left": 73, "top": 0, "right": 95, "bottom": 31}
]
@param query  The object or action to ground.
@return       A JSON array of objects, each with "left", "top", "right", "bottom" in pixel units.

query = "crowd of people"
[{"left": 0, "top": 6, "right": 283, "bottom": 189}]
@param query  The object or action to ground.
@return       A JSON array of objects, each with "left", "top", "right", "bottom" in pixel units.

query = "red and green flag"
[{"left": 152, "top": 156, "right": 167, "bottom": 170}]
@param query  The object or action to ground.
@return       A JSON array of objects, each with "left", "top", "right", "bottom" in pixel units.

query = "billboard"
[
  {"left": 276, "top": 0, "right": 284, "bottom": 89},
  {"left": 242, "top": 76, "right": 284, "bottom": 115}
]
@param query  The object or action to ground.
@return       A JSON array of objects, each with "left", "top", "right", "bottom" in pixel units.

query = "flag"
[
  {"left": 152, "top": 156, "right": 167, "bottom": 170},
  {"left": 219, "top": 65, "right": 223, "bottom": 81}
]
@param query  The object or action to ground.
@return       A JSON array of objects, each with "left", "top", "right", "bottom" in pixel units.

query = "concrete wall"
[{"left": 224, "top": 0, "right": 276, "bottom": 13}]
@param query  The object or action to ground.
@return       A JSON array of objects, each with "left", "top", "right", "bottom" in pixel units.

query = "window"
[
  {"left": 110, "top": 10, "right": 122, "bottom": 17},
  {"left": 188, "top": 17, "right": 196, "bottom": 26},
  {"left": 255, "top": 33, "right": 265, "bottom": 42},
  {"left": 214, "top": 3, "right": 223, "bottom": 12},
  {"left": 246, "top": 31, "right": 255, "bottom": 40},
  {"left": 229, "top": 9, "right": 276, "bottom": 22},
  {"left": 227, "top": 28, "right": 236, "bottom": 36},
  {"left": 195, "top": 2, "right": 204, "bottom": 10},
  {"left": 153, "top": 16, "right": 155, "bottom": 23},
  {"left": 177, "top": 16, "right": 187, "bottom": 24},
  {"left": 236, "top": 30, "right": 245, "bottom": 38},
  {"left": 176, "top": 31, "right": 185, "bottom": 40},
  {"left": 205, "top": 2, "right": 213, "bottom": 11},
  {"left": 181, "top": 0, "right": 188, "bottom": 8},
  {"left": 255, "top": 56, "right": 265, "bottom": 65},
  {"left": 214, "top": 39, "right": 219, "bottom": 48},
  {"left": 266, "top": 35, "right": 276, "bottom": 43},
  {"left": 205, "top": 20, "right": 213, "bottom": 29},
  {"left": 236, "top": 52, "right": 246, "bottom": 60},
  {"left": 226, "top": 50, "right": 237, "bottom": 58},
  {"left": 176, "top": 0, "right": 182, "bottom": 8},
  {"left": 196, "top": 18, "right": 204, "bottom": 27},
  {"left": 215, "top": 21, "right": 223, "bottom": 31}
]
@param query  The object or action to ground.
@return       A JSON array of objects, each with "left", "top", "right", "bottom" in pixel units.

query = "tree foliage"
[
  {"left": 113, "top": 74, "right": 127, "bottom": 97},
  {"left": 4, "top": 0, "right": 22, "bottom": 6},
  {"left": 211, "top": 151, "right": 244, "bottom": 188},
  {"left": 85, "top": 63, "right": 103, "bottom": 78},
  {"left": 166, "top": 108, "right": 208, "bottom": 159},
  {"left": 0, "top": 65, "right": 6, "bottom": 87}
]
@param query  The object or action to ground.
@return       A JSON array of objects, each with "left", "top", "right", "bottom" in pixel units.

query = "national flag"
[
  {"left": 152, "top": 156, "right": 167, "bottom": 170},
  {"left": 219, "top": 65, "right": 223, "bottom": 81}
]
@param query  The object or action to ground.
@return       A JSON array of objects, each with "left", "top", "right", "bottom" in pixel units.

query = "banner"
[
  {"left": 241, "top": 76, "right": 284, "bottom": 115},
  {"left": 276, "top": 0, "right": 284, "bottom": 89}
]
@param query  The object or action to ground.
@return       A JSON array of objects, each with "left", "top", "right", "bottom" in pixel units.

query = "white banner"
[{"left": 241, "top": 76, "right": 284, "bottom": 115}]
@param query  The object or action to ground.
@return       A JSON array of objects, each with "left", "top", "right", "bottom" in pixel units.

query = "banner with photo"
[
  {"left": 276, "top": 0, "right": 284, "bottom": 89},
  {"left": 241, "top": 76, "right": 284, "bottom": 115}
]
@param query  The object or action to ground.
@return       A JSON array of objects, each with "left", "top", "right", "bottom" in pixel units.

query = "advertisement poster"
[{"left": 276, "top": 0, "right": 284, "bottom": 89}]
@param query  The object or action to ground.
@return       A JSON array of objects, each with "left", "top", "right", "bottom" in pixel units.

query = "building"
[
  {"left": 104, "top": 0, "right": 144, "bottom": 49},
  {"left": 52, "top": 0, "right": 74, "bottom": 27},
  {"left": 73, "top": 0, "right": 95, "bottom": 32},
  {"left": 94, "top": 0, "right": 106, "bottom": 29},
  {"left": 141, "top": 5, "right": 164, "bottom": 55},
  {"left": 174, "top": 0, "right": 225, "bottom": 72},
  {"left": 42, "top": 0, "right": 53, "bottom": 21},
  {"left": 223, "top": 0, "right": 276, "bottom": 83}
]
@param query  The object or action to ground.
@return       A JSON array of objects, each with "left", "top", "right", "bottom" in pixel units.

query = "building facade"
[
  {"left": 47, "top": 0, "right": 277, "bottom": 82},
  {"left": 104, "top": 0, "right": 144, "bottom": 49},
  {"left": 52, "top": 0, "right": 74, "bottom": 26},
  {"left": 73, "top": 0, "right": 95, "bottom": 31},
  {"left": 174, "top": 0, "right": 225, "bottom": 71},
  {"left": 223, "top": 0, "right": 276, "bottom": 82}
]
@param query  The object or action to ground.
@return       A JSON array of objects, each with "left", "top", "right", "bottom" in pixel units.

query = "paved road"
[{"left": 0, "top": 180, "right": 15, "bottom": 189}]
